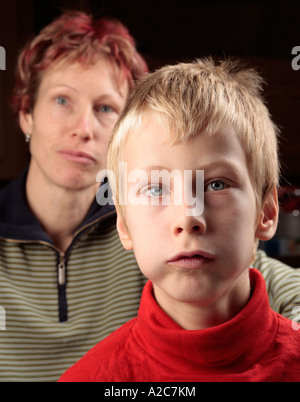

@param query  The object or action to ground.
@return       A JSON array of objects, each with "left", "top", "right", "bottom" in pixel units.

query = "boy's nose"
[{"left": 173, "top": 204, "right": 206, "bottom": 236}]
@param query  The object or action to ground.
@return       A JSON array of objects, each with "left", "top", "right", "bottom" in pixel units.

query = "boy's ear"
[
  {"left": 255, "top": 187, "right": 279, "bottom": 242},
  {"left": 19, "top": 110, "right": 33, "bottom": 135},
  {"left": 116, "top": 213, "right": 133, "bottom": 251}
]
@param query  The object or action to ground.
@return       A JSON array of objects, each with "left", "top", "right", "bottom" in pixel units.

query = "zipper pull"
[{"left": 58, "top": 255, "right": 66, "bottom": 286}]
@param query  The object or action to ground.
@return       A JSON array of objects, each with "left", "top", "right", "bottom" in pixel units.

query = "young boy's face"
[{"left": 117, "top": 110, "right": 277, "bottom": 328}]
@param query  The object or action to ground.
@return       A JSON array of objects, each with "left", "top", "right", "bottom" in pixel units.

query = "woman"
[{"left": 0, "top": 10, "right": 147, "bottom": 382}]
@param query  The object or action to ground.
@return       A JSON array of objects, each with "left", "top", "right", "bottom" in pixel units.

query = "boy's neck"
[{"left": 153, "top": 271, "right": 251, "bottom": 330}]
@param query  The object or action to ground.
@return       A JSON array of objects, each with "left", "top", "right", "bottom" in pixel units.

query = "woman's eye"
[
  {"left": 55, "top": 96, "right": 68, "bottom": 106},
  {"left": 206, "top": 181, "right": 227, "bottom": 192},
  {"left": 98, "top": 105, "right": 114, "bottom": 113}
]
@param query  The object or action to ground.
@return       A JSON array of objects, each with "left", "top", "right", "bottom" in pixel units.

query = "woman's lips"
[
  {"left": 59, "top": 150, "right": 96, "bottom": 165},
  {"left": 167, "top": 251, "right": 215, "bottom": 269}
]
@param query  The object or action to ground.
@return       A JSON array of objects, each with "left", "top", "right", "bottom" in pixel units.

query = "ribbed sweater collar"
[{"left": 0, "top": 169, "right": 115, "bottom": 242}]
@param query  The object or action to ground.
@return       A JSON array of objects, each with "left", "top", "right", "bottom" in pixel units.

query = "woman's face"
[{"left": 19, "top": 57, "right": 129, "bottom": 191}]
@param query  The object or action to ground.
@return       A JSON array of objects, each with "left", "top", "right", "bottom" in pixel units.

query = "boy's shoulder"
[
  {"left": 276, "top": 312, "right": 300, "bottom": 349},
  {"left": 268, "top": 312, "right": 300, "bottom": 381},
  {"left": 59, "top": 317, "right": 138, "bottom": 382}
]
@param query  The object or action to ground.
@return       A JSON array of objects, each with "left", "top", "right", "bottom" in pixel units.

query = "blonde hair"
[{"left": 107, "top": 57, "right": 280, "bottom": 214}]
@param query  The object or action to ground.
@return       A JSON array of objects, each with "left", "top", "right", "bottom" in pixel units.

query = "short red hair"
[{"left": 11, "top": 11, "right": 148, "bottom": 114}]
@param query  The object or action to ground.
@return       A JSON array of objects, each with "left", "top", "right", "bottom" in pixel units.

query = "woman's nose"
[{"left": 71, "top": 107, "right": 95, "bottom": 141}]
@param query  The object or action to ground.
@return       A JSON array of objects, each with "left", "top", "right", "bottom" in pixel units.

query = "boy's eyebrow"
[
  {"left": 135, "top": 160, "right": 241, "bottom": 174},
  {"left": 141, "top": 166, "right": 172, "bottom": 173},
  {"left": 196, "top": 160, "right": 242, "bottom": 173}
]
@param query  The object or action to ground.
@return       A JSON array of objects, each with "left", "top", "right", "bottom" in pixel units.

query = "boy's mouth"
[{"left": 167, "top": 251, "right": 215, "bottom": 269}]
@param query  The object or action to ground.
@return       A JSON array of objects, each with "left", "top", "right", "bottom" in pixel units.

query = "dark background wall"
[{"left": 1, "top": 0, "right": 300, "bottom": 187}]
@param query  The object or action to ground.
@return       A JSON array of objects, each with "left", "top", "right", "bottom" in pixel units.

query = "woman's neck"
[{"left": 26, "top": 163, "right": 99, "bottom": 252}]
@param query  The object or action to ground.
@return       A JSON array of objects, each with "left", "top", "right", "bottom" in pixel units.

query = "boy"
[{"left": 60, "top": 58, "right": 300, "bottom": 382}]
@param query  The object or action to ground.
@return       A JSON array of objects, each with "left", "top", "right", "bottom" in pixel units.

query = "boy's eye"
[
  {"left": 206, "top": 180, "right": 227, "bottom": 192},
  {"left": 146, "top": 186, "right": 163, "bottom": 197}
]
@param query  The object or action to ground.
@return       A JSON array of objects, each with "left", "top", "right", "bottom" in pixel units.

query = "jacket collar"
[{"left": 0, "top": 169, "right": 115, "bottom": 243}]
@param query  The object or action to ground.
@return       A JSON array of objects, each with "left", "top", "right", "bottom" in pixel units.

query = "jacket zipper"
[
  {"left": 58, "top": 253, "right": 66, "bottom": 286},
  {"left": 57, "top": 253, "right": 67, "bottom": 322},
  {"left": 0, "top": 210, "right": 115, "bottom": 323}
]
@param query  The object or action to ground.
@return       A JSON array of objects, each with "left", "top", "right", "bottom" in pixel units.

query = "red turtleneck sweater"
[{"left": 59, "top": 269, "right": 300, "bottom": 382}]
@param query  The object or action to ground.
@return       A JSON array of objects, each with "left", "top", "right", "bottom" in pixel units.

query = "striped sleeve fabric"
[
  {"left": 253, "top": 249, "right": 300, "bottom": 320},
  {"left": 0, "top": 218, "right": 145, "bottom": 382}
]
